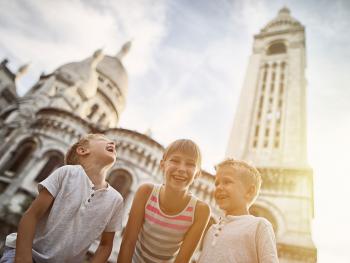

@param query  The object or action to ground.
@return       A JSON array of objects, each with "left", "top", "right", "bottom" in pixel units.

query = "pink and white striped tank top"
[{"left": 133, "top": 184, "right": 197, "bottom": 263}]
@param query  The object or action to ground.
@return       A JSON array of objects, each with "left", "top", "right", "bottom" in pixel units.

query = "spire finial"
[
  {"left": 116, "top": 40, "right": 132, "bottom": 59},
  {"left": 278, "top": 6, "right": 290, "bottom": 15},
  {"left": 91, "top": 48, "right": 104, "bottom": 69},
  {"left": 15, "top": 63, "right": 30, "bottom": 80}
]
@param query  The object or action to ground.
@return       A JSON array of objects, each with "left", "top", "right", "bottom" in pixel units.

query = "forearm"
[
  {"left": 15, "top": 213, "right": 38, "bottom": 262},
  {"left": 117, "top": 240, "right": 136, "bottom": 263},
  {"left": 174, "top": 247, "right": 195, "bottom": 263},
  {"left": 91, "top": 244, "right": 112, "bottom": 263}
]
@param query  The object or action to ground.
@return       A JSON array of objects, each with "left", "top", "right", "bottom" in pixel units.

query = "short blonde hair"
[
  {"left": 65, "top": 134, "right": 106, "bottom": 165},
  {"left": 163, "top": 139, "right": 202, "bottom": 169},
  {"left": 215, "top": 158, "right": 262, "bottom": 206}
]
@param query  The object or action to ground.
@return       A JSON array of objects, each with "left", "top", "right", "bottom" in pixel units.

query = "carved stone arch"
[
  {"left": 249, "top": 205, "right": 278, "bottom": 233},
  {"left": 113, "top": 165, "right": 139, "bottom": 191},
  {"left": 35, "top": 150, "right": 64, "bottom": 182},
  {"left": 0, "top": 137, "right": 38, "bottom": 178},
  {"left": 250, "top": 199, "right": 285, "bottom": 237},
  {"left": 107, "top": 168, "right": 134, "bottom": 199}
]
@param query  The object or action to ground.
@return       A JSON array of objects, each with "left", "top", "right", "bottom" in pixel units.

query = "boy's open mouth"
[{"left": 106, "top": 146, "right": 115, "bottom": 153}]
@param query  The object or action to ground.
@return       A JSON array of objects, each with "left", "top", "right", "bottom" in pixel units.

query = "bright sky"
[{"left": 1, "top": 0, "right": 349, "bottom": 262}]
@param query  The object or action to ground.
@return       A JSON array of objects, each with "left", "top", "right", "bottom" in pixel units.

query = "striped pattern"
[{"left": 133, "top": 185, "right": 197, "bottom": 263}]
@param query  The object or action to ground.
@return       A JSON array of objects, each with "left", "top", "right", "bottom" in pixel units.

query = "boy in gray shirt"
[{"left": 0, "top": 134, "right": 123, "bottom": 263}]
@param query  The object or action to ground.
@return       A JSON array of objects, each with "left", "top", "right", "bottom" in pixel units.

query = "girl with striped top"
[{"left": 117, "top": 139, "right": 211, "bottom": 263}]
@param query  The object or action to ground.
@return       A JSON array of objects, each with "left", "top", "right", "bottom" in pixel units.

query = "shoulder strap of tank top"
[
  {"left": 145, "top": 184, "right": 160, "bottom": 208},
  {"left": 187, "top": 193, "right": 198, "bottom": 218}
]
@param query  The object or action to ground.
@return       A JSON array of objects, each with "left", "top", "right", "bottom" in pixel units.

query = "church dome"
[
  {"left": 55, "top": 57, "right": 94, "bottom": 85},
  {"left": 97, "top": 55, "right": 128, "bottom": 96},
  {"left": 54, "top": 42, "right": 131, "bottom": 97},
  {"left": 260, "top": 7, "right": 303, "bottom": 34}
]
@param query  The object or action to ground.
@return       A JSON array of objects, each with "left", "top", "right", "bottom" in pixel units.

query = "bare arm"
[
  {"left": 15, "top": 188, "right": 54, "bottom": 263},
  {"left": 91, "top": 232, "right": 115, "bottom": 263},
  {"left": 117, "top": 184, "right": 153, "bottom": 263},
  {"left": 174, "top": 201, "right": 210, "bottom": 263}
]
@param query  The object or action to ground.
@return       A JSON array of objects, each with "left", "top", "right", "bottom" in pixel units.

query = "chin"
[{"left": 216, "top": 201, "right": 230, "bottom": 211}]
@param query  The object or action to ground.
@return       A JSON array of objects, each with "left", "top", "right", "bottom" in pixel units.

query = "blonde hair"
[
  {"left": 215, "top": 158, "right": 262, "bottom": 206},
  {"left": 163, "top": 139, "right": 202, "bottom": 168},
  {"left": 65, "top": 134, "right": 106, "bottom": 165}
]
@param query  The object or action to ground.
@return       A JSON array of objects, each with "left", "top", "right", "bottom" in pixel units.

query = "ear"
[
  {"left": 245, "top": 184, "right": 256, "bottom": 200},
  {"left": 159, "top": 159, "right": 165, "bottom": 171},
  {"left": 76, "top": 145, "right": 90, "bottom": 156}
]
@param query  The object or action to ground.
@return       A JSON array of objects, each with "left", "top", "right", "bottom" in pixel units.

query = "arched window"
[
  {"left": 249, "top": 205, "right": 278, "bottom": 233},
  {"left": 107, "top": 169, "right": 132, "bottom": 199},
  {"left": 267, "top": 42, "right": 286, "bottom": 55},
  {"left": 35, "top": 151, "right": 64, "bottom": 182},
  {"left": 1, "top": 140, "right": 37, "bottom": 178}
]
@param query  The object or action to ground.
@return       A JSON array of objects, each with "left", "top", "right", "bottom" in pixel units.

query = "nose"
[
  {"left": 177, "top": 161, "right": 187, "bottom": 173},
  {"left": 215, "top": 183, "right": 223, "bottom": 191}
]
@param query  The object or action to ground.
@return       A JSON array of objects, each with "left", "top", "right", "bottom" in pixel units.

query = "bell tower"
[{"left": 226, "top": 8, "right": 316, "bottom": 262}]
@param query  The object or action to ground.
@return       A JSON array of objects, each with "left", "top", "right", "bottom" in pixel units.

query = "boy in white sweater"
[{"left": 198, "top": 159, "right": 279, "bottom": 263}]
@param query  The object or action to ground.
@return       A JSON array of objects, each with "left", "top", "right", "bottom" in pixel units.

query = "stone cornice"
[
  {"left": 258, "top": 167, "right": 313, "bottom": 192},
  {"left": 254, "top": 27, "right": 304, "bottom": 39},
  {"left": 277, "top": 243, "right": 317, "bottom": 262}
]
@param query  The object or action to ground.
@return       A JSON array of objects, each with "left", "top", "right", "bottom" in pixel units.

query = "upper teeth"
[{"left": 174, "top": 176, "right": 186, "bottom": 180}]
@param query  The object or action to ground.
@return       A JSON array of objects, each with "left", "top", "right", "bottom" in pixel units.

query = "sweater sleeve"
[
  {"left": 105, "top": 193, "right": 124, "bottom": 232},
  {"left": 37, "top": 165, "right": 67, "bottom": 197},
  {"left": 256, "top": 219, "right": 279, "bottom": 263}
]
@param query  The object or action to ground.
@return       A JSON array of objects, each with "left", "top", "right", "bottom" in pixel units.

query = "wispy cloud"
[{"left": 0, "top": 0, "right": 168, "bottom": 94}]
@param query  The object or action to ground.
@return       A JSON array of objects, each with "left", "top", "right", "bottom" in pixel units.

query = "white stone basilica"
[{"left": 0, "top": 8, "right": 316, "bottom": 262}]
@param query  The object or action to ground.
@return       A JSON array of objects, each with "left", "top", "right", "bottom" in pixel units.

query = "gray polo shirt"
[{"left": 8, "top": 165, "right": 123, "bottom": 263}]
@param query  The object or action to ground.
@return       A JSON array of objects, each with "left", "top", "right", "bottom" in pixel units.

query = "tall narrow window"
[
  {"left": 1, "top": 140, "right": 37, "bottom": 177},
  {"left": 87, "top": 104, "right": 99, "bottom": 119},
  {"left": 98, "top": 113, "right": 106, "bottom": 124},
  {"left": 255, "top": 126, "right": 260, "bottom": 136}
]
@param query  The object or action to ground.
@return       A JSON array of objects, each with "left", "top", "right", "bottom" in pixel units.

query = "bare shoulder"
[
  {"left": 132, "top": 183, "right": 154, "bottom": 204},
  {"left": 194, "top": 199, "right": 210, "bottom": 218},
  {"left": 136, "top": 183, "right": 154, "bottom": 196}
]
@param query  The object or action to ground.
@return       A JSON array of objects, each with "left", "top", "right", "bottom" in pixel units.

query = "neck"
[
  {"left": 162, "top": 184, "right": 188, "bottom": 200},
  {"left": 159, "top": 184, "right": 190, "bottom": 215},
  {"left": 80, "top": 161, "right": 109, "bottom": 189},
  {"left": 225, "top": 206, "right": 250, "bottom": 216}
]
